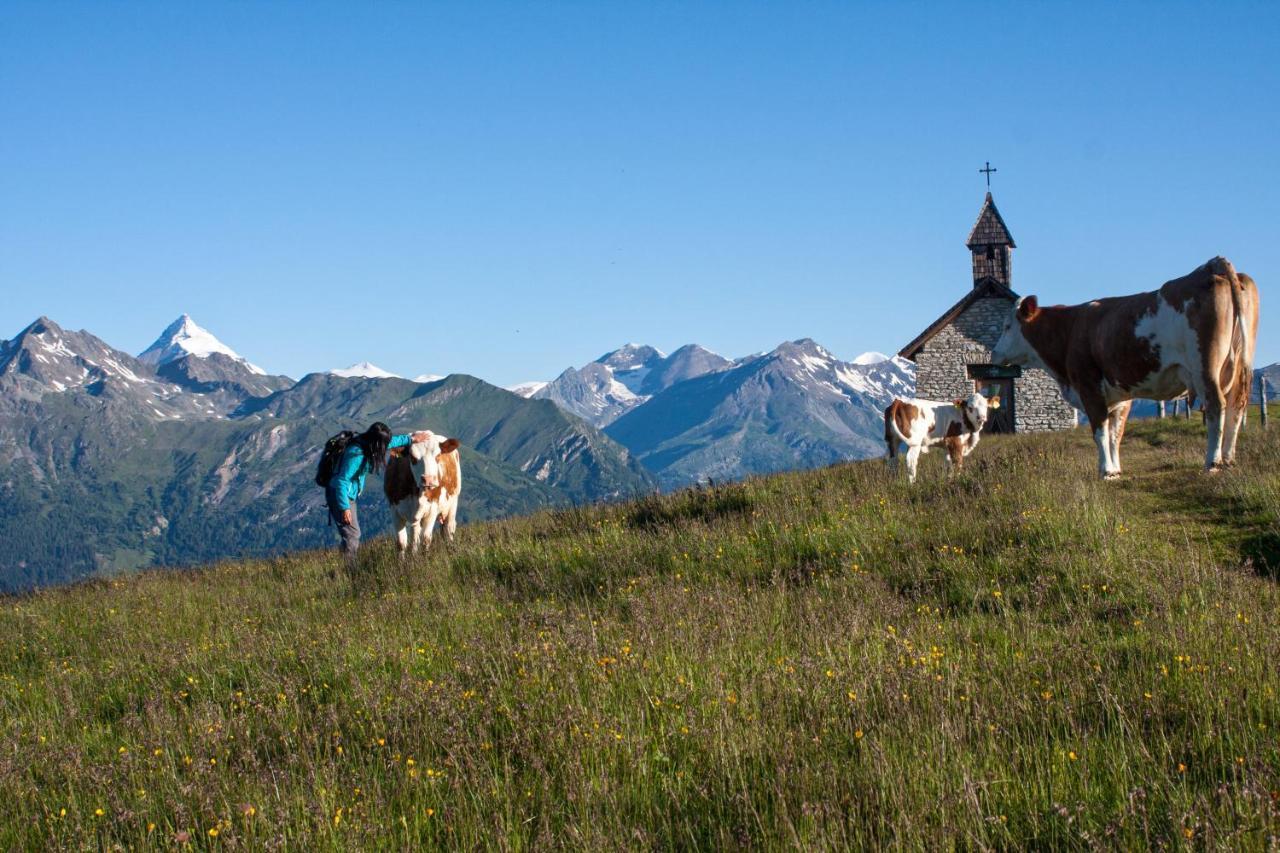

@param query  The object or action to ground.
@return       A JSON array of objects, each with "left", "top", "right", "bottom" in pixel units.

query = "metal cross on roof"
[{"left": 979, "top": 161, "right": 997, "bottom": 188}]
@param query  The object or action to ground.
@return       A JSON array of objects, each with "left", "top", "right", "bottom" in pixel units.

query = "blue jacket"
[{"left": 328, "top": 434, "right": 412, "bottom": 511}]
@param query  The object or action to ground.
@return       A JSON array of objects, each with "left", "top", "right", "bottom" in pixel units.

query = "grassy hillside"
[{"left": 2, "top": 412, "right": 1279, "bottom": 848}]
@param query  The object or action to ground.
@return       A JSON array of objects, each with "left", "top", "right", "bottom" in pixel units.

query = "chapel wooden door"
[
  {"left": 973, "top": 376, "right": 1015, "bottom": 434},
  {"left": 967, "top": 364, "right": 1020, "bottom": 434}
]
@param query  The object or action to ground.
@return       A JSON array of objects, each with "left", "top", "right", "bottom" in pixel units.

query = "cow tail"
[
  {"left": 1229, "top": 268, "right": 1251, "bottom": 374},
  {"left": 885, "top": 403, "right": 910, "bottom": 454},
  {"left": 1211, "top": 257, "right": 1249, "bottom": 369}
]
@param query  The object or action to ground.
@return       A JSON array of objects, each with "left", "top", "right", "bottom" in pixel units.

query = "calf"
[
  {"left": 384, "top": 431, "right": 462, "bottom": 555},
  {"left": 991, "top": 257, "right": 1258, "bottom": 478},
  {"left": 884, "top": 393, "right": 995, "bottom": 483}
]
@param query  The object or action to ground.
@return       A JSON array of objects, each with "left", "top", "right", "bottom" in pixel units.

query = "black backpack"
[{"left": 315, "top": 430, "right": 357, "bottom": 488}]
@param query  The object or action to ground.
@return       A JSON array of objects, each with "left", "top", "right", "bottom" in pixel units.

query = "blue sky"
[{"left": 2, "top": 2, "right": 1277, "bottom": 385}]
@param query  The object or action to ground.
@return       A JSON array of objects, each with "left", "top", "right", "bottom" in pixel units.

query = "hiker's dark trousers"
[{"left": 326, "top": 490, "right": 360, "bottom": 566}]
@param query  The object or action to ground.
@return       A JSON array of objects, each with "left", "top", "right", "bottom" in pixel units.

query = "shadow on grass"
[
  {"left": 626, "top": 484, "right": 754, "bottom": 531},
  {"left": 1240, "top": 528, "right": 1280, "bottom": 581},
  {"left": 340, "top": 539, "right": 454, "bottom": 597},
  {"left": 1137, "top": 469, "right": 1280, "bottom": 581}
]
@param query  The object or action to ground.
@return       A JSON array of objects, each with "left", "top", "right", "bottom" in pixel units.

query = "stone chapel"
[{"left": 898, "top": 192, "right": 1077, "bottom": 433}]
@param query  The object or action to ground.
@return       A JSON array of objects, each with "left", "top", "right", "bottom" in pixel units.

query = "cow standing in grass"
[
  {"left": 991, "top": 256, "right": 1258, "bottom": 478},
  {"left": 884, "top": 393, "right": 995, "bottom": 483},
  {"left": 384, "top": 432, "right": 462, "bottom": 555}
]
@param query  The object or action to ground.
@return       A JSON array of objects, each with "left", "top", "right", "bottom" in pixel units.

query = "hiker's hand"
[
  {"left": 341, "top": 509, "right": 353, "bottom": 526},
  {"left": 411, "top": 431, "right": 433, "bottom": 443}
]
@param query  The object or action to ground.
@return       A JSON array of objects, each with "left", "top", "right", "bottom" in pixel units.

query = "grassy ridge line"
[{"left": 1, "top": 414, "right": 1278, "bottom": 848}]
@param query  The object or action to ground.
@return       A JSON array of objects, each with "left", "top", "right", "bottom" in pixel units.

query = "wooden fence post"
[
  {"left": 1261, "top": 376, "right": 1269, "bottom": 430},
  {"left": 1157, "top": 400, "right": 1166, "bottom": 419}
]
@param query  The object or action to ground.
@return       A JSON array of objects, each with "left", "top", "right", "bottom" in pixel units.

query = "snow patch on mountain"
[
  {"left": 138, "top": 315, "right": 266, "bottom": 375},
  {"left": 508, "top": 381, "right": 548, "bottom": 398},
  {"left": 413, "top": 373, "right": 445, "bottom": 383},
  {"left": 329, "top": 362, "right": 401, "bottom": 379},
  {"left": 852, "top": 351, "right": 892, "bottom": 365}
]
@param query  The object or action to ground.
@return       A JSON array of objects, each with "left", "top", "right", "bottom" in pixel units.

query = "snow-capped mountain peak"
[
  {"left": 328, "top": 362, "right": 401, "bottom": 379},
  {"left": 595, "top": 343, "right": 666, "bottom": 372},
  {"left": 768, "top": 338, "right": 839, "bottom": 373},
  {"left": 508, "top": 380, "right": 548, "bottom": 398},
  {"left": 138, "top": 315, "right": 266, "bottom": 375},
  {"left": 757, "top": 339, "right": 915, "bottom": 403}
]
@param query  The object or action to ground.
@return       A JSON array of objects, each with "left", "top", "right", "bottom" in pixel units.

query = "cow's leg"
[
  {"left": 1088, "top": 410, "right": 1119, "bottom": 479},
  {"left": 944, "top": 439, "right": 962, "bottom": 477},
  {"left": 1221, "top": 376, "right": 1248, "bottom": 466},
  {"left": 1202, "top": 385, "right": 1227, "bottom": 471},
  {"left": 421, "top": 503, "right": 441, "bottom": 549},
  {"left": 442, "top": 496, "right": 458, "bottom": 544},
  {"left": 1222, "top": 406, "right": 1245, "bottom": 467},
  {"left": 407, "top": 518, "right": 421, "bottom": 555},
  {"left": 1105, "top": 406, "right": 1128, "bottom": 475},
  {"left": 886, "top": 438, "right": 898, "bottom": 472},
  {"left": 393, "top": 513, "right": 409, "bottom": 557},
  {"left": 1194, "top": 338, "right": 1236, "bottom": 471},
  {"left": 1077, "top": 391, "right": 1117, "bottom": 479},
  {"left": 905, "top": 444, "right": 922, "bottom": 484},
  {"left": 1092, "top": 425, "right": 1113, "bottom": 478}
]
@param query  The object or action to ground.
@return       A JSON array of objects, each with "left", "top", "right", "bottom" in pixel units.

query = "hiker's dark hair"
[{"left": 360, "top": 422, "right": 393, "bottom": 475}]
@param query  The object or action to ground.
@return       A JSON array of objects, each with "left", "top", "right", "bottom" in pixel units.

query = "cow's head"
[
  {"left": 407, "top": 432, "right": 461, "bottom": 493},
  {"left": 954, "top": 392, "right": 990, "bottom": 434},
  {"left": 992, "top": 296, "right": 1043, "bottom": 368}
]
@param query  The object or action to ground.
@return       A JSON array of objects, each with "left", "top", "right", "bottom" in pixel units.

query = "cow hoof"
[
  {"left": 1103, "top": 472, "right": 1122, "bottom": 481},
  {"left": 1205, "top": 465, "right": 1224, "bottom": 475}
]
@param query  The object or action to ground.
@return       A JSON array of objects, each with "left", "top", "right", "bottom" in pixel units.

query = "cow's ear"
[
  {"left": 1018, "top": 295, "right": 1040, "bottom": 321},
  {"left": 439, "top": 437, "right": 460, "bottom": 454},
  {"left": 953, "top": 398, "right": 965, "bottom": 408}
]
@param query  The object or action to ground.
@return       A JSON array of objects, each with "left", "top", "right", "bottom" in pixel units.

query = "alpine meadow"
[
  {"left": 2, "top": 413, "right": 1278, "bottom": 848},
  {"left": 4, "top": 2, "right": 1280, "bottom": 849}
]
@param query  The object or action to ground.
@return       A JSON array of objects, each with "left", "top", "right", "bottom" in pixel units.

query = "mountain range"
[
  {"left": 522, "top": 343, "right": 734, "bottom": 426},
  {"left": 513, "top": 340, "right": 916, "bottom": 487}
]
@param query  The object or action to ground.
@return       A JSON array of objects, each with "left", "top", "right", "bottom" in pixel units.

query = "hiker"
[{"left": 322, "top": 422, "right": 433, "bottom": 568}]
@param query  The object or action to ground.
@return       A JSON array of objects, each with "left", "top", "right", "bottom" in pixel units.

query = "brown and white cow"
[
  {"left": 991, "top": 256, "right": 1258, "bottom": 478},
  {"left": 383, "top": 432, "right": 462, "bottom": 554},
  {"left": 884, "top": 393, "right": 995, "bottom": 483}
]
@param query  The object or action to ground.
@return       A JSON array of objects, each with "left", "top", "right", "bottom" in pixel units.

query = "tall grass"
[{"left": 1, "top": 413, "right": 1279, "bottom": 849}]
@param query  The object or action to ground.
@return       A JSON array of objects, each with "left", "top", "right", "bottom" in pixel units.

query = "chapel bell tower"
[{"left": 966, "top": 191, "right": 1015, "bottom": 288}]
